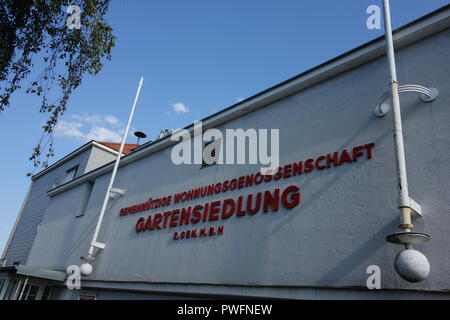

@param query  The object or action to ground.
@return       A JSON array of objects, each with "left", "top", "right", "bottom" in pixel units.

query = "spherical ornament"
[
  {"left": 394, "top": 249, "right": 430, "bottom": 282},
  {"left": 80, "top": 263, "right": 93, "bottom": 276}
]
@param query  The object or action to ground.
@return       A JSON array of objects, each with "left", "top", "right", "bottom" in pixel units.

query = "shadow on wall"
[
  {"left": 269, "top": 112, "right": 391, "bottom": 236},
  {"left": 315, "top": 216, "right": 398, "bottom": 286}
]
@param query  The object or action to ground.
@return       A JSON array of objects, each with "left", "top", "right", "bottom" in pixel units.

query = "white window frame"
[
  {"left": 0, "top": 277, "right": 8, "bottom": 300},
  {"left": 2, "top": 278, "right": 17, "bottom": 300},
  {"left": 39, "top": 285, "right": 53, "bottom": 300}
]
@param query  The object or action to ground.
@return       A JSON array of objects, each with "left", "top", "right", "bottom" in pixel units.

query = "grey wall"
[
  {"left": 3, "top": 148, "right": 92, "bottom": 266},
  {"left": 85, "top": 146, "right": 118, "bottom": 173},
  {"left": 26, "top": 28, "right": 450, "bottom": 298},
  {"left": 50, "top": 286, "right": 198, "bottom": 300},
  {"left": 3, "top": 144, "right": 118, "bottom": 266}
]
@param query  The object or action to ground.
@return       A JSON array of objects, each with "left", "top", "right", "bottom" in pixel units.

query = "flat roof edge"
[
  {"left": 31, "top": 141, "right": 121, "bottom": 181},
  {"left": 47, "top": 6, "right": 450, "bottom": 198},
  {"left": 16, "top": 265, "right": 66, "bottom": 282}
]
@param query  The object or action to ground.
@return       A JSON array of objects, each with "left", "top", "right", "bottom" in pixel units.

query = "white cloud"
[
  {"left": 85, "top": 126, "right": 122, "bottom": 142},
  {"left": 172, "top": 102, "right": 189, "bottom": 114},
  {"left": 54, "top": 120, "right": 84, "bottom": 139},
  {"left": 54, "top": 113, "right": 124, "bottom": 143},
  {"left": 105, "top": 115, "right": 119, "bottom": 125}
]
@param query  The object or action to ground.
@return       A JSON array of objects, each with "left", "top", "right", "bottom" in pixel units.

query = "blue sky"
[{"left": 0, "top": 0, "right": 447, "bottom": 254}]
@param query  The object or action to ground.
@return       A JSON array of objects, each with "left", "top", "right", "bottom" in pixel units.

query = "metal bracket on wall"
[
  {"left": 110, "top": 188, "right": 126, "bottom": 196},
  {"left": 408, "top": 197, "right": 423, "bottom": 217},
  {"left": 399, "top": 197, "right": 423, "bottom": 217},
  {"left": 374, "top": 85, "right": 439, "bottom": 117},
  {"left": 91, "top": 241, "right": 105, "bottom": 250},
  {"left": 109, "top": 188, "right": 126, "bottom": 200}
]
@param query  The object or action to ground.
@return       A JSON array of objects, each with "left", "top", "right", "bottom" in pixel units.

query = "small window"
[
  {"left": 18, "top": 284, "right": 39, "bottom": 300},
  {"left": 0, "top": 278, "right": 6, "bottom": 294},
  {"left": 19, "top": 284, "right": 29, "bottom": 300},
  {"left": 26, "top": 285, "right": 39, "bottom": 300},
  {"left": 3, "top": 279, "right": 17, "bottom": 300},
  {"left": 202, "top": 138, "right": 221, "bottom": 167},
  {"left": 41, "top": 286, "right": 52, "bottom": 300},
  {"left": 63, "top": 165, "right": 79, "bottom": 184}
]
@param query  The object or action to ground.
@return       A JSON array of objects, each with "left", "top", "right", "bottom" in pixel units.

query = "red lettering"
[
  {"left": 145, "top": 215, "right": 154, "bottom": 231},
  {"left": 207, "top": 184, "right": 215, "bottom": 196},
  {"left": 365, "top": 142, "right": 375, "bottom": 159},
  {"left": 263, "top": 189, "right": 280, "bottom": 212},
  {"left": 222, "top": 180, "right": 229, "bottom": 192},
  {"left": 245, "top": 174, "right": 254, "bottom": 187},
  {"left": 283, "top": 164, "right": 292, "bottom": 178},
  {"left": 292, "top": 161, "right": 303, "bottom": 175},
  {"left": 304, "top": 159, "right": 314, "bottom": 173},
  {"left": 202, "top": 203, "right": 210, "bottom": 222},
  {"left": 153, "top": 214, "right": 162, "bottom": 229},
  {"left": 170, "top": 209, "right": 180, "bottom": 227},
  {"left": 179, "top": 207, "right": 191, "bottom": 225},
  {"left": 236, "top": 196, "right": 246, "bottom": 217},
  {"left": 222, "top": 199, "right": 236, "bottom": 219},
  {"left": 191, "top": 205, "right": 203, "bottom": 224},
  {"left": 254, "top": 172, "right": 264, "bottom": 184},
  {"left": 174, "top": 193, "right": 183, "bottom": 203},
  {"left": 238, "top": 176, "right": 245, "bottom": 189},
  {"left": 163, "top": 211, "right": 171, "bottom": 228},
  {"left": 247, "top": 193, "right": 262, "bottom": 214},
  {"left": 281, "top": 185, "right": 301, "bottom": 209},
  {"left": 264, "top": 173, "right": 273, "bottom": 182},
  {"left": 326, "top": 152, "right": 339, "bottom": 168},
  {"left": 274, "top": 167, "right": 283, "bottom": 180},
  {"left": 352, "top": 145, "right": 364, "bottom": 162},
  {"left": 209, "top": 201, "right": 221, "bottom": 221},
  {"left": 339, "top": 149, "right": 353, "bottom": 165},
  {"left": 136, "top": 217, "right": 145, "bottom": 233},
  {"left": 315, "top": 156, "right": 326, "bottom": 170}
]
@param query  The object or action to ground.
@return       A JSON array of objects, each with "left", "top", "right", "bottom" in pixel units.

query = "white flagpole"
[
  {"left": 382, "top": 1, "right": 431, "bottom": 283},
  {"left": 382, "top": 0, "right": 412, "bottom": 231},
  {"left": 85, "top": 77, "right": 144, "bottom": 261}
]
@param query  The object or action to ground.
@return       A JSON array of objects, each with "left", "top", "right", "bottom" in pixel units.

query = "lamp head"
[
  {"left": 394, "top": 249, "right": 430, "bottom": 282},
  {"left": 80, "top": 262, "right": 93, "bottom": 276}
]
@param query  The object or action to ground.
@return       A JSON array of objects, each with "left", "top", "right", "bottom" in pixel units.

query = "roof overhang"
[
  {"left": 32, "top": 140, "right": 121, "bottom": 181},
  {"left": 7, "top": 265, "right": 67, "bottom": 282}
]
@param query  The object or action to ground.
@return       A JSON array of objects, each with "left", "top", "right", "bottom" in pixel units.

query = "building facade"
[
  {"left": 0, "top": 141, "right": 138, "bottom": 299},
  {"left": 1, "top": 6, "right": 449, "bottom": 300}
]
